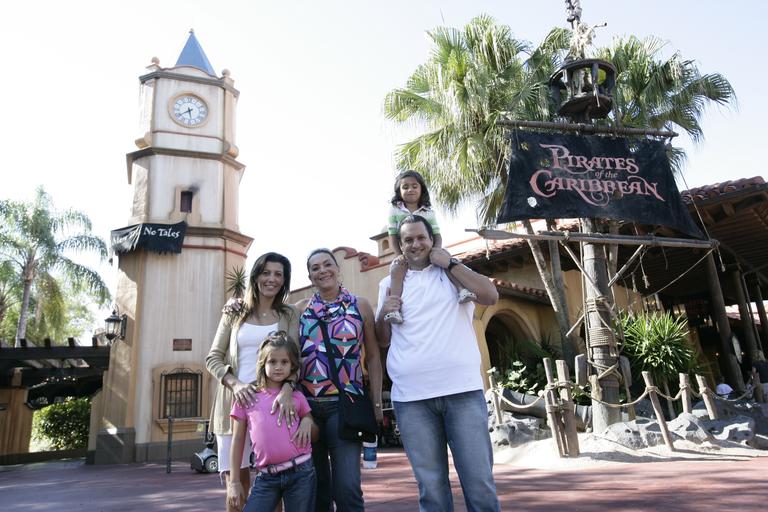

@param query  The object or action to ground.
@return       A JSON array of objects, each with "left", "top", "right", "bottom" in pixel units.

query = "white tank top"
[{"left": 237, "top": 322, "right": 278, "bottom": 383}]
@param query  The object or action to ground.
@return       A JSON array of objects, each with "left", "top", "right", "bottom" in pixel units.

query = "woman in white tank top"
[{"left": 206, "top": 252, "right": 300, "bottom": 512}]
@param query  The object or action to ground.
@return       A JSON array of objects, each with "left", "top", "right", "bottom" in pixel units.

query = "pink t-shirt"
[{"left": 230, "top": 390, "right": 312, "bottom": 468}]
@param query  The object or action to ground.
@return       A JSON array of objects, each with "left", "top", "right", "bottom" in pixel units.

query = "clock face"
[{"left": 170, "top": 94, "right": 209, "bottom": 127}]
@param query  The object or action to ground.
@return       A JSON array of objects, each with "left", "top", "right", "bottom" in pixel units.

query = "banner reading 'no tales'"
[{"left": 497, "top": 132, "right": 702, "bottom": 238}]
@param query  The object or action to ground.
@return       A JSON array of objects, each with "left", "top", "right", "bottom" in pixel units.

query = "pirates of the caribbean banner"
[
  {"left": 497, "top": 132, "right": 702, "bottom": 237},
  {"left": 110, "top": 221, "right": 187, "bottom": 254}
]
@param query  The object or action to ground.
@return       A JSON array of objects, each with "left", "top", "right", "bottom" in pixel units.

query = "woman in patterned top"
[{"left": 296, "top": 248, "right": 383, "bottom": 512}]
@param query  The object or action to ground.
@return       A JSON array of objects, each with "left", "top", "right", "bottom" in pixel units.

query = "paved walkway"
[{"left": 2, "top": 447, "right": 767, "bottom": 511}]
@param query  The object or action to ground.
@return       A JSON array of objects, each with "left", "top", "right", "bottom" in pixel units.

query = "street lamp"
[{"left": 104, "top": 307, "right": 127, "bottom": 342}]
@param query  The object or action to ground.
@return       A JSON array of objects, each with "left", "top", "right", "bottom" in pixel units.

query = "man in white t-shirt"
[{"left": 375, "top": 214, "right": 500, "bottom": 512}]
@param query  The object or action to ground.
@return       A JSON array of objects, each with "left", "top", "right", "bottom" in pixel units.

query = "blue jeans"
[
  {"left": 243, "top": 459, "right": 315, "bottom": 512},
  {"left": 308, "top": 399, "right": 364, "bottom": 512},
  {"left": 394, "top": 390, "right": 500, "bottom": 512}
]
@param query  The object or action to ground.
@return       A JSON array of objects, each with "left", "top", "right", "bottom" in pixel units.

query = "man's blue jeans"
[
  {"left": 243, "top": 459, "right": 315, "bottom": 512},
  {"left": 309, "top": 399, "right": 364, "bottom": 511},
  {"left": 394, "top": 390, "right": 500, "bottom": 512}
]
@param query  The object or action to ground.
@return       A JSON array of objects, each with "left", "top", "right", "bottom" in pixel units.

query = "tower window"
[
  {"left": 180, "top": 191, "right": 193, "bottom": 213},
  {"left": 159, "top": 368, "right": 202, "bottom": 418}
]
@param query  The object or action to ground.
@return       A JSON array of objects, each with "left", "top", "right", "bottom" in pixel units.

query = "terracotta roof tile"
[
  {"left": 490, "top": 278, "right": 549, "bottom": 302},
  {"left": 681, "top": 176, "right": 765, "bottom": 204},
  {"left": 457, "top": 238, "right": 528, "bottom": 263}
]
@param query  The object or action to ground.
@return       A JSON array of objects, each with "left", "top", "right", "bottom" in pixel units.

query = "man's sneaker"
[
  {"left": 458, "top": 288, "right": 477, "bottom": 304},
  {"left": 384, "top": 311, "right": 404, "bottom": 324}
]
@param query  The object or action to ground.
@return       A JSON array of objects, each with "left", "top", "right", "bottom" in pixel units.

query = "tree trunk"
[
  {"left": 523, "top": 219, "right": 578, "bottom": 363},
  {"left": 705, "top": 253, "right": 745, "bottom": 391},
  {"left": 582, "top": 218, "right": 621, "bottom": 432},
  {"left": 16, "top": 278, "right": 32, "bottom": 345},
  {"left": 0, "top": 294, "right": 6, "bottom": 326},
  {"left": 546, "top": 219, "right": 578, "bottom": 363},
  {"left": 15, "top": 256, "right": 36, "bottom": 346}
]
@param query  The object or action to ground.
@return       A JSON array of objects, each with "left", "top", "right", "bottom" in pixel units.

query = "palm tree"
[
  {"left": 385, "top": 15, "right": 569, "bottom": 224},
  {"left": 0, "top": 187, "right": 110, "bottom": 345},
  {"left": 226, "top": 266, "right": 247, "bottom": 299},
  {"left": 0, "top": 259, "right": 20, "bottom": 329},
  {"left": 596, "top": 35, "right": 736, "bottom": 172}
]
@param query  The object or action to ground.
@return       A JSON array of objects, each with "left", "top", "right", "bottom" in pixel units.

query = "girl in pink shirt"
[{"left": 228, "top": 333, "right": 317, "bottom": 512}]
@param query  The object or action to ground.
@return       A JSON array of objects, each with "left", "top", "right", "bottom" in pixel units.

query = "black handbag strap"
[{"left": 318, "top": 321, "right": 350, "bottom": 401}]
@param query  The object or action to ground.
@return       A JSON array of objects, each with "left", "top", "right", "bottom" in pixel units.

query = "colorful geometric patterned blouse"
[{"left": 299, "top": 287, "right": 365, "bottom": 398}]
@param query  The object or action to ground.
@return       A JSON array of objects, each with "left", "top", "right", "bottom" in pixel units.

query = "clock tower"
[{"left": 90, "top": 31, "right": 253, "bottom": 464}]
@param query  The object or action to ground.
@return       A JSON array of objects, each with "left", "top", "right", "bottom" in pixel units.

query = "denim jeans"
[
  {"left": 243, "top": 459, "right": 315, "bottom": 512},
  {"left": 394, "top": 390, "right": 500, "bottom": 512},
  {"left": 308, "top": 399, "right": 364, "bottom": 512}
]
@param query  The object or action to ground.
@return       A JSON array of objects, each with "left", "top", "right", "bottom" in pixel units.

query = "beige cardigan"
[{"left": 205, "top": 304, "right": 300, "bottom": 435}]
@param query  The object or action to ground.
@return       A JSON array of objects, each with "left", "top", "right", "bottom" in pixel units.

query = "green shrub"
[
  {"left": 32, "top": 397, "right": 91, "bottom": 450},
  {"left": 502, "top": 360, "right": 546, "bottom": 394},
  {"left": 495, "top": 338, "right": 554, "bottom": 395},
  {"left": 619, "top": 311, "right": 697, "bottom": 386}
]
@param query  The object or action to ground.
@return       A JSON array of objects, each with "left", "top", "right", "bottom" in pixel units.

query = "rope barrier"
[
  {"left": 493, "top": 376, "right": 757, "bottom": 413},
  {"left": 494, "top": 387, "right": 546, "bottom": 410},
  {"left": 705, "top": 387, "right": 753, "bottom": 403}
]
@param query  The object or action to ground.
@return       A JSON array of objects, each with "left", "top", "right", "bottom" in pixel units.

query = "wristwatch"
[{"left": 447, "top": 257, "right": 461, "bottom": 272}]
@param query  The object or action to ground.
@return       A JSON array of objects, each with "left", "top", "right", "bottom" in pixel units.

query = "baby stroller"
[
  {"left": 379, "top": 392, "right": 402, "bottom": 447},
  {"left": 191, "top": 420, "right": 218, "bottom": 473}
]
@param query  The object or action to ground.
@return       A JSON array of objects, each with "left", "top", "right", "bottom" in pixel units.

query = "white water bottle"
[{"left": 362, "top": 437, "right": 378, "bottom": 469}]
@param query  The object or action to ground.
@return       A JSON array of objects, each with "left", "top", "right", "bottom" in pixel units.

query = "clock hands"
[{"left": 173, "top": 96, "right": 207, "bottom": 125}]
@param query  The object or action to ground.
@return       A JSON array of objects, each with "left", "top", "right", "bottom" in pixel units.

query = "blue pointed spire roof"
[{"left": 175, "top": 29, "right": 216, "bottom": 76}]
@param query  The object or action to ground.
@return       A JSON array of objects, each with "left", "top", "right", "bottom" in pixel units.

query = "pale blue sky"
[{"left": 1, "top": 0, "right": 765, "bottom": 302}]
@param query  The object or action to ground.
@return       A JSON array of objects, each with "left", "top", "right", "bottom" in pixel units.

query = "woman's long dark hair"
[
  {"left": 242, "top": 252, "right": 292, "bottom": 318},
  {"left": 390, "top": 169, "right": 431, "bottom": 208}
]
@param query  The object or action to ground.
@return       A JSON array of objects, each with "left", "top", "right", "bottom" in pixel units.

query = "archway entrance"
[{"left": 484, "top": 312, "right": 537, "bottom": 378}]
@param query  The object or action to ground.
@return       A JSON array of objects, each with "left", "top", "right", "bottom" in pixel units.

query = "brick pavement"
[{"left": 2, "top": 447, "right": 767, "bottom": 511}]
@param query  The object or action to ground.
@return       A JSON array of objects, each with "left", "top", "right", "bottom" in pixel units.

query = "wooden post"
[
  {"left": 695, "top": 374, "right": 719, "bottom": 420},
  {"left": 641, "top": 371, "right": 675, "bottom": 451},
  {"left": 705, "top": 254, "right": 745, "bottom": 391},
  {"left": 662, "top": 379, "right": 676, "bottom": 419},
  {"left": 619, "top": 356, "right": 636, "bottom": 421},
  {"left": 750, "top": 280, "right": 768, "bottom": 349},
  {"left": 543, "top": 358, "right": 565, "bottom": 457},
  {"left": 731, "top": 270, "right": 763, "bottom": 361},
  {"left": 487, "top": 371, "right": 504, "bottom": 425},
  {"left": 751, "top": 368, "right": 765, "bottom": 404},
  {"left": 679, "top": 373, "right": 692, "bottom": 414},
  {"left": 556, "top": 359, "right": 580, "bottom": 457}
]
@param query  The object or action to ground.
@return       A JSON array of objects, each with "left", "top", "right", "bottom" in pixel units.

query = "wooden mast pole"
[
  {"left": 750, "top": 279, "right": 768, "bottom": 354},
  {"left": 565, "top": 0, "right": 621, "bottom": 432},
  {"left": 731, "top": 270, "right": 764, "bottom": 361},
  {"left": 705, "top": 254, "right": 746, "bottom": 390}
]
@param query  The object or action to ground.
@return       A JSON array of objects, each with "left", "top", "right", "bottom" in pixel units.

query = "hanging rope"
[
  {"left": 647, "top": 248, "right": 715, "bottom": 296},
  {"left": 493, "top": 387, "right": 546, "bottom": 410},
  {"left": 678, "top": 170, "right": 726, "bottom": 271}
]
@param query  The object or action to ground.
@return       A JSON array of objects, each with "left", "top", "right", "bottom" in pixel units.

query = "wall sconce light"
[{"left": 105, "top": 307, "right": 127, "bottom": 342}]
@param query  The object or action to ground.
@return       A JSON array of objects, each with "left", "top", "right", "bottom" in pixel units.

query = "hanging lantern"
[{"left": 104, "top": 308, "right": 127, "bottom": 342}]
